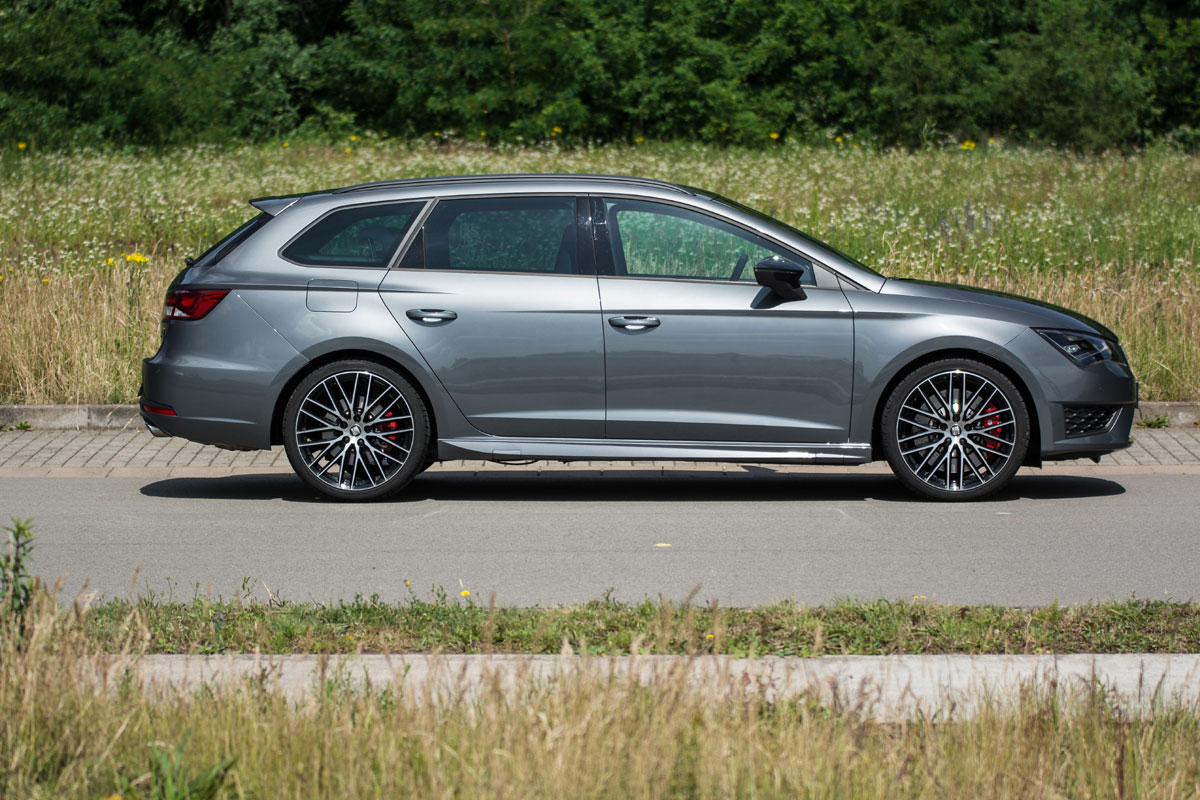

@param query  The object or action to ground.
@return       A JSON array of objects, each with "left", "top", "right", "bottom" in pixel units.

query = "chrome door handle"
[
  {"left": 608, "top": 315, "right": 660, "bottom": 331},
  {"left": 406, "top": 309, "right": 458, "bottom": 324}
]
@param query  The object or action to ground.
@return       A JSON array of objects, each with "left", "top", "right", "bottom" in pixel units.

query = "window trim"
[
  {"left": 591, "top": 194, "right": 841, "bottom": 290},
  {"left": 277, "top": 199, "right": 431, "bottom": 270},
  {"left": 388, "top": 192, "right": 595, "bottom": 277}
]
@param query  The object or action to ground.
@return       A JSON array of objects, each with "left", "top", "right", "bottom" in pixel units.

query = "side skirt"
[{"left": 438, "top": 437, "right": 872, "bottom": 465}]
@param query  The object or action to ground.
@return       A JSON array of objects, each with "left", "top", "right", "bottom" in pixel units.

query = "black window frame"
[{"left": 279, "top": 200, "right": 426, "bottom": 270}]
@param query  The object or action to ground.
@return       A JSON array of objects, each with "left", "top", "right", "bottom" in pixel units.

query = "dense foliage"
[{"left": 2, "top": 0, "right": 1199, "bottom": 150}]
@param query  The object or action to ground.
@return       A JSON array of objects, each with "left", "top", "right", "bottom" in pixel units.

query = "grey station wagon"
[{"left": 140, "top": 174, "right": 1136, "bottom": 501}]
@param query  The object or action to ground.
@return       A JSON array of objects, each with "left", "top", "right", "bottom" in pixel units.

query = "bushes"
[{"left": 1, "top": 0, "right": 1198, "bottom": 149}]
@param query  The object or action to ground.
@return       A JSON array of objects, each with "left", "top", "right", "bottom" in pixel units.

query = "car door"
[
  {"left": 594, "top": 196, "right": 854, "bottom": 443},
  {"left": 378, "top": 195, "right": 605, "bottom": 439}
]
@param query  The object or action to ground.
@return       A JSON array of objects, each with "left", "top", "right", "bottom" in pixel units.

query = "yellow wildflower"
[
  {"left": 350, "top": 134, "right": 359, "bottom": 141},
  {"left": 706, "top": 633, "right": 714, "bottom": 640},
  {"left": 42, "top": 277, "right": 49, "bottom": 284},
  {"left": 107, "top": 257, "right": 115, "bottom": 265},
  {"left": 125, "top": 252, "right": 149, "bottom": 263},
  {"left": 17, "top": 142, "right": 27, "bottom": 150},
  {"left": 960, "top": 140, "right": 976, "bottom": 151},
  {"left": 988, "top": 137, "right": 996, "bottom": 144},
  {"left": 460, "top": 589, "right": 470, "bottom": 597},
  {"left": 344, "top": 147, "right": 351, "bottom": 154},
  {"left": 634, "top": 136, "right": 644, "bottom": 143},
  {"left": 835, "top": 136, "right": 843, "bottom": 144},
  {"left": 282, "top": 141, "right": 289, "bottom": 147},
  {"left": 433, "top": 131, "right": 440, "bottom": 136},
  {"left": 479, "top": 131, "right": 486, "bottom": 137},
  {"left": 769, "top": 132, "right": 779, "bottom": 140},
  {"left": 552, "top": 126, "right": 562, "bottom": 134}
]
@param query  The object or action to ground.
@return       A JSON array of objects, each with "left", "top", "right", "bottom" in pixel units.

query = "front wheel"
[
  {"left": 283, "top": 360, "right": 431, "bottom": 501},
  {"left": 881, "top": 359, "right": 1030, "bottom": 501}
]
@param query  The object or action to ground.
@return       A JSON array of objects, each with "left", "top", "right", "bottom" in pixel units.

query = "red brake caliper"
[
  {"left": 981, "top": 405, "right": 1003, "bottom": 450},
  {"left": 381, "top": 411, "right": 400, "bottom": 448}
]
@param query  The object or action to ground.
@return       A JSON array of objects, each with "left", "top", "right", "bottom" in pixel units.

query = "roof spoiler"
[{"left": 248, "top": 193, "right": 308, "bottom": 217}]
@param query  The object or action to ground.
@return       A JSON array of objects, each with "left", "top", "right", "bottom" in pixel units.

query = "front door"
[
  {"left": 379, "top": 195, "right": 605, "bottom": 439},
  {"left": 595, "top": 197, "right": 854, "bottom": 443}
]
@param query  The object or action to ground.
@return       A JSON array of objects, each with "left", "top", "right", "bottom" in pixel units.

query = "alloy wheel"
[
  {"left": 293, "top": 370, "right": 415, "bottom": 492},
  {"left": 893, "top": 368, "right": 1017, "bottom": 493}
]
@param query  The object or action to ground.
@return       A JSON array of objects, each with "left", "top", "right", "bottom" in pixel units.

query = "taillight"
[{"left": 163, "top": 289, "right": 230, "bottom": 320}]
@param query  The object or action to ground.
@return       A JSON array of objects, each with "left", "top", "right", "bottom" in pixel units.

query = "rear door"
[
  {"left": 594, "top": 196, "right": 855, "bottom": 443},
  {"left": 379, "top": 195, "right": 605, "bottom": 439}
]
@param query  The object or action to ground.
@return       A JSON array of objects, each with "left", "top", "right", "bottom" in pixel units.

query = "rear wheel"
[
  {"left": 283, "top": 360, "right": 431, "bottom": 501},
  {"left": 881, "top": 359, "right": 1029, "bottom": 501}
]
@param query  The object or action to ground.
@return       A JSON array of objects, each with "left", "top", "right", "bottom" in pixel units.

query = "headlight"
[{"left": 1036, "top": 329, "right": 1125, "bottom": 366}]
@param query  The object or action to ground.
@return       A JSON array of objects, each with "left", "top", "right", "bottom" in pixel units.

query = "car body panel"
[
  {"left": 378, "top": 269, "right": 606, "bottom": 438},
  {"left": 598, "top": 278, "right": 855, "bottom": 441}
]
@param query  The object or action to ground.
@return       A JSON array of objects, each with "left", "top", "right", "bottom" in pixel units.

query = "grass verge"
[
  {"left": 1, "top": 142, "right": 1199, "bottom": 403},
  {"left": 6, "top": 591, "right": 1200, "bottom": 799},
  {"left": 78, "top": 591, "right": 1200, "bottom": 656}
]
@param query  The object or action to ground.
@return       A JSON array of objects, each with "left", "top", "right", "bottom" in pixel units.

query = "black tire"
[
  {"left": 282, "top": 359, "right": 432, "bottom": 501},
  {"left": 881, "top": 358, "right": 1030, "bottom": 501}
]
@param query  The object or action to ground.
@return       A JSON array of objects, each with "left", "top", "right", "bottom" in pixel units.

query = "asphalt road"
[{"left": 3, "top": 468, "right": 1197, "bottom": 607}]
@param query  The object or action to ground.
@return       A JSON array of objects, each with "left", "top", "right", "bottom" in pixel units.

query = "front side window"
[
  {"left": 604, "top": 198, "right": 815, "bottom": 284},
  {"left": 417, "top": 196, "right": 579, "bottom": 274},
  {"left": 283, "top": 202, "right": 423, "bottom": 268}
]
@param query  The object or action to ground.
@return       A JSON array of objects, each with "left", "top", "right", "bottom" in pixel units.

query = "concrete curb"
[
  {"left": 0, "top": 404, "right": 143, "bottom": 430},
  {"left": 2, "top": 402, "right": 1198, "bottom": 430},
  {"left": 118, "top": 653, "right": 1200, "bottom": 719}
]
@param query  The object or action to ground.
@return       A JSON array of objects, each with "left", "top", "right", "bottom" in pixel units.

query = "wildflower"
[
  {"left": 42, "top": 278, "right": 49, "bottom": 284},
  {"left": 17, "top": 142, "right": 27, "bottom": 150},
  {"left": 769, "top": 132, "right": 779, "bottom": 140},
  {"left": 479, "top": 131, "right": 486, "bottom": 137},
  {"left": 107, "top": 257, "right": 115, "bottom": 265},
  {"left": 125, "top": 252, "right": 149, "bottom": 263},
  {"left": 460, "top": 589, "right": 470, "bottom": 597},
  {"left": 634, "top": 136, "right": 644, "bottom": 143},
  {"left": 706, "top": 633, "right": 714, "bottom": 640},
  {"left": 350, "top": 134, "right": 359, "bottom": 141},
  {"left": 960, "top": 140, "right": 976, "bottom": 151},
  {"left": 405, "top": 580, "right": 411, "bottom": 587},
  {"left": 835, "top": 136, "right": 843, "bottom": 144},
  {"left": 344, "top": 147, "right": 351, "bottom": 154},
  {"left": 433, "top": 131, "right": 440, "bottom": 137},
  {"left": 552, "top": 126, "right": 562, "bottom": 134},
  {"left": 282, "top": 141, "right": 289, "bottom": 147},
  {"left": 988, "top": 137, "right": 996, "bottom": 144}
]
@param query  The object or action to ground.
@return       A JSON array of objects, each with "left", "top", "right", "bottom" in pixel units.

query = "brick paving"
[{"left": 0, "top": 427, "right": 1197, "bottom": 479}]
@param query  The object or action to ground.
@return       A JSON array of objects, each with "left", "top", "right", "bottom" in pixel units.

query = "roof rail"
[{"left": 331, "top": 173, "right": 693, "bottom": 196}]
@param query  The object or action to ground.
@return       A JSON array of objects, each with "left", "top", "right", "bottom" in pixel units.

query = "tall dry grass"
[
  {"left": 5, "top": 594, "right": 1200, "bottom": 799},
  {"left": 1, "top": 141, "right": 1197, "bottom": 403}
]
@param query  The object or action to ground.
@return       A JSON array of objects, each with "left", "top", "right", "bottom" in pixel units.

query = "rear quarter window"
[{"left": 282, "top": 202, "right": 424, "bottom": 268}]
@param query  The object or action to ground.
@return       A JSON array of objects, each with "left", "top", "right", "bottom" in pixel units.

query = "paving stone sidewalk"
[{"left": 1, "top": 428, "right": 1198, "bottom": 477}]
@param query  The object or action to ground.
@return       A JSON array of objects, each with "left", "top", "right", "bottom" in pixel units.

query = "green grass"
[
  {"left": 0, "top": 140, "right": 1198, "bottom": 403},
  {"left": 78, "top": 593, "right": 1200, "bottom": 656}
]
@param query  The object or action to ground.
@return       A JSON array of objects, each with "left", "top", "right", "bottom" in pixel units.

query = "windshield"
[{"left": 685, "top": 186, "right": 886, "bottom": 278}]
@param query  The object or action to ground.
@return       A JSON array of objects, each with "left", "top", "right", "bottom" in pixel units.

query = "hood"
[{"left": 882, "top": 279, "right": 1119, "bottom": 341}]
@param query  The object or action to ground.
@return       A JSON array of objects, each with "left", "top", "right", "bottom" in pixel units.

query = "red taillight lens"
[
  {"left": 140, "top": 402, "right": 176, "bottom": 416},
  {"left": 163, "top": 289, "right": 229, "bottom": 320}
]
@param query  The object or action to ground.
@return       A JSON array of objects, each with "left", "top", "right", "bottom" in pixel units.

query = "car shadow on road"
[{"left": 138, "top": 468, "right": 1126, "bottom": 504}]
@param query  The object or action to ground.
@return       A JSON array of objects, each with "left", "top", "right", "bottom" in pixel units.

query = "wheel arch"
[
  {"left": 269, "top": 349, "right": 440, "bottom": 452},
  {"left": 868, "top": 348, "right": 1043, "bottom": 466}
]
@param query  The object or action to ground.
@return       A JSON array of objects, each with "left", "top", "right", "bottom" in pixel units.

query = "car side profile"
[{"left": 141, "top": 174, "right": 1136, "bottom": 501}]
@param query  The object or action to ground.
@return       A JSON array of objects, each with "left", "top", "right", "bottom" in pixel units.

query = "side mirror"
[{"left": 753, "top": 259, "right": 808, "bottom": 302}]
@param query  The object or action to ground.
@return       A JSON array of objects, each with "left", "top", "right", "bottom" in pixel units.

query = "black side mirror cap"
[{"left": 754, "top": 261, "right": 808, "bottom": 302}]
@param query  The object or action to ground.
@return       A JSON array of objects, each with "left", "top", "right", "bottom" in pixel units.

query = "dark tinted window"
[
  {"left": 420, "top": 197, "right": 578, "bottom": 274},
  {"left": 194, "top": 213, "right": 269, "bottom": 268},
  {"left": 605, "top": 198, "right": 815, "bottom": 284},
  {"left": 283, "top": 202, "right": 423, "bottom": 268}
]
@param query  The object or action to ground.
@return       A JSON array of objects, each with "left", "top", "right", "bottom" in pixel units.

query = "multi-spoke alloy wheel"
[
  {"left": 283, "top": 360, "right": 430, "bottom": 501},
  {"left": 882, "top": 359, "right": 1029, "bottom": 501}
]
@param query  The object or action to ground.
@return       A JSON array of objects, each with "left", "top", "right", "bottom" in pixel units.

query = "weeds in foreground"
[{"left": 5, "top": 589, "right": 1200, "bottom": 799}]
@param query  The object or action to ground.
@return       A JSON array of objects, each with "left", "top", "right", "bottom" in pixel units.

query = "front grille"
[{"left": 1063, "top": 405, "right": 1119, "bottom": 438}]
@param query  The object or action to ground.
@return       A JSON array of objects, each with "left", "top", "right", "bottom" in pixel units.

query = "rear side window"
[
  {"left": 194, "top": 213, "right": 269, "bottom": 268},
  {"left": 283, "top": 202, "right": 424, "bottom": 268},
  {"left": 419, "top": 196, "right": 578, "bottom": 274}
]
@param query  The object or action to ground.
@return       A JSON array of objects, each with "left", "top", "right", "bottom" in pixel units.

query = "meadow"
[{"left": 1, "top": 140, "right": 1197, "bottom": 404}]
